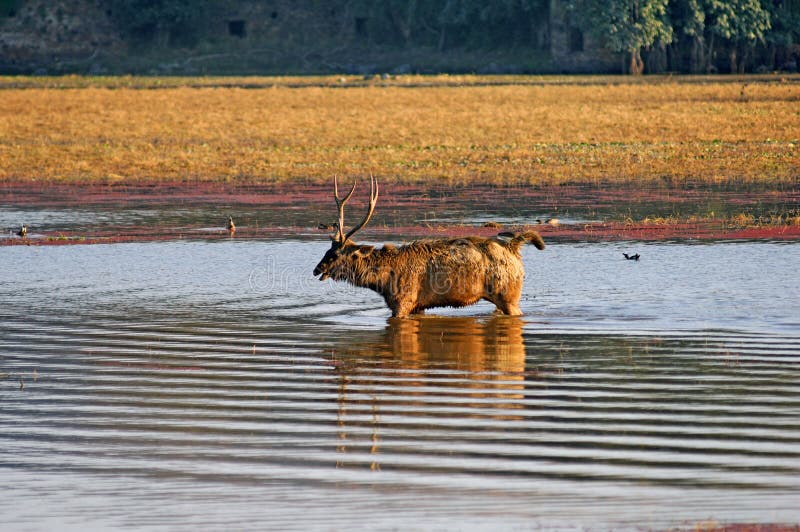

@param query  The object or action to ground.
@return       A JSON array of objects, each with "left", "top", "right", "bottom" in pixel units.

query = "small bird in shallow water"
[
  {"left": 16, "top": 224, "right": 27, "bottom": 237},
  {"left": 227, "top": 216, "right": 236, "bottom": 232},
  {"left": 623, "top": 253, "right": 640, "bottom": 261}
]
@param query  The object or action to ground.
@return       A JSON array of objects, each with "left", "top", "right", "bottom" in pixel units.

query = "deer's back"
[{"left": 393, "top": 237, "right": 523, "bottom": 278}]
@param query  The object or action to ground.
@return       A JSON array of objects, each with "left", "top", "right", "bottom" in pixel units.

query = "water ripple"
[{"left": 2, "top": 240, "right": 800, "bottom": 529}]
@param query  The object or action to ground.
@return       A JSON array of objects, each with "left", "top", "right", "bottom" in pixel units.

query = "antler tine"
[
  {"left": 344, "top": 174, "right": 379, "bottom": 241},
  {"left": 333, "top": 174, "right": 357, "bottom": 205},
  {"left": 333, "top": 174, "right": 356, "bottom": 243}
]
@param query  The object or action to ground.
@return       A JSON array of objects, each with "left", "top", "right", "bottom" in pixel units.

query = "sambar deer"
[{"left": 313, "top": 176, "right": 545, "bottom": 318}]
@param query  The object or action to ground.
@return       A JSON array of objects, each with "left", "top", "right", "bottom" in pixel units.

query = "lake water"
[{"left": 2, "top": 232, "right": 799, "bottom": 529}]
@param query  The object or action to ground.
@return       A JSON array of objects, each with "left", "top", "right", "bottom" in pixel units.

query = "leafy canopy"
[{"left": 568, "top": 0, "right": 673, "bottom": 53}]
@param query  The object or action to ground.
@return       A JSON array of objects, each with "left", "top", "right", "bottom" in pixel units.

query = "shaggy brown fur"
[
  {"left": 314, "top": 231, "right": 545, "bottom": 318},
  {"left": 314, "top": 176, "right": 545, "bottom": 318}
]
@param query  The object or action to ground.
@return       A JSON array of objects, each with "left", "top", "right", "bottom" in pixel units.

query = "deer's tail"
[{"left": 498, "top": 231, "right": 546, "bottom": 252}]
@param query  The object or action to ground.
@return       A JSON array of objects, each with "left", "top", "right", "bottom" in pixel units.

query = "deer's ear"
[{"left": 355, "top": 245, "right": 374, "bottom": 257}]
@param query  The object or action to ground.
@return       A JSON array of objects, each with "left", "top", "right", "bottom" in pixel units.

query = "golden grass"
[{"left": 0, "top": 75, "right": 798, "bottom": 185}]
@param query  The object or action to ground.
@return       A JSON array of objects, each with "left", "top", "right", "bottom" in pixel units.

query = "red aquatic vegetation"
[
  {"left": 668, "top": 524, "right": 800, "bottom": 532},
  {"left": 2, "top": 181, "right": 798, "bottom": 208},
  {"left": 4, "top": 220, "right": 799, "bottom": 247},
  {"left": 2, "top": 181, "right": 798, "bottom": 246}
]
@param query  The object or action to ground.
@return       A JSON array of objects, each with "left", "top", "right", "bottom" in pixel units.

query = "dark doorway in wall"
[
  {"left": 228, "top": 19, "right": 246, "bottom": 38},
  {"left": 568, "top": 26, "right": 584, "bottom": 52},
  {"left": 355, "top": 17, "right": 367, "bottom": 38}
]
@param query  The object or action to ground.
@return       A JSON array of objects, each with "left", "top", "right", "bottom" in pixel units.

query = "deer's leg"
[
  {"left": 503, "top": 303, "right": 523, "bottom": 316},
  {"left": 488, "top": 296, "right": 521, "bottom": 316},
  {"left": 388, "top": 296, "right": 417, "bottom": 319},
  {"left": 487, "top": 283, "right": 523, "bottom": 316},
  {"left": 392, "top": 306, "right": 412, "bottom": 319}
]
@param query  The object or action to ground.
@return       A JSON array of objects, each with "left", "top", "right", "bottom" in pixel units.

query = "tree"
[
  {"left": 669, "top": 0, "right": 771, "bottom": 72},
  {"left": 764, "top": 0, "right": 800, "bottom": 69},
  {"left": 704, "top": 0, "right": 771, "bottom": 72},
  {"left": 670, "top": 0, "right": 707, "bottom": 72},
  {"left": 568, "top": 0, "right": 674, "bottom": 74}
]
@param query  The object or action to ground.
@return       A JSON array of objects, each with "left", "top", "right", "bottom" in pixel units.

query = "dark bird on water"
[
  {"left": 227, "top": 216, "right": 236, "bottom": 232},
  {"left": 623, "top": 253, "right": 640, "bottom": 261},
  {"left": 16, "top": 224, "right": 27, "bottom": 237}
]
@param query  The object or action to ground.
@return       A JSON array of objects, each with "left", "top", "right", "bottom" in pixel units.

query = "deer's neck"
[{"left": 346, "top": 250, "right": 391, "bottom": 294}]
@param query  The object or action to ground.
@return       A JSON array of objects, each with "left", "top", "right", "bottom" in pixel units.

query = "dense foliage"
[
  {"left": 567, "top": 0, "right": 674, "bottom": 73},
  {"left": 0, "top": 0, "right": 20, "bottom": 17}
]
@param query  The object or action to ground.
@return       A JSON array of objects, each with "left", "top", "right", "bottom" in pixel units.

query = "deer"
[{"left": 313, "top": 176, "right": 546, "bottom": 318}]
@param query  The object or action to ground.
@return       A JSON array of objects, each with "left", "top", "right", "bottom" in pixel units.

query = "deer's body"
[{"left": 313, "top": 177, "right": 545, "bottom": 318}]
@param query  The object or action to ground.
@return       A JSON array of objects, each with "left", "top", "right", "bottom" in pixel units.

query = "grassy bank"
[{"left": 1, "top": 75, "right": 798, "bottom": 186}]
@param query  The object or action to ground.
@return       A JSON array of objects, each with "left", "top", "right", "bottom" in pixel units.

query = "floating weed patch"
[{"left": 45, "top": 233, "right": 86, "bottom": 242}]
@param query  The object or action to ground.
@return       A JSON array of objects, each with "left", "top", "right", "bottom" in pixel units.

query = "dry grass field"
[{"left": 0, "top": 75, "right": 798, "bottom": 185}]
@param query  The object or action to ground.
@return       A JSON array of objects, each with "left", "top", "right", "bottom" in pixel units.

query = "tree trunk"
[
  {"left": 768, "top": 44, "right": 777, "bottom": 71},
  {"left": 388, "top": 0, "right": 417, "bottom": 47},
  {"left": 729, "top": 47, "right": 738, "bottom": 74},
  {"left": 647, "top": 44, "right": 667, "bottom": 73},
  {"left": 739, "top": 45, "right": 750, "bottom": 74},
  {"left": 690, "top": 36, "right": 705, "bottom": 73},
  {"left": 706, "top": 33, "right": 716, "bottom": 73},
  {"left": 629, "top": 49, "right": 644, "bottom": 75},
  {"left": 156, "top": 21, "right": 169, "bottom": 48}
]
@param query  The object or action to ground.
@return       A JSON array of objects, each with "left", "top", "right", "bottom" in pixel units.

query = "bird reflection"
[{"left": 333, "top": 316, "right": 529, "bottom": 471}]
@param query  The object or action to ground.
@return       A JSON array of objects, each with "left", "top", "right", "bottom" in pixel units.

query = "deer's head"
[{"left": 314, "top": 175, "right": 378, "bottom": 281}]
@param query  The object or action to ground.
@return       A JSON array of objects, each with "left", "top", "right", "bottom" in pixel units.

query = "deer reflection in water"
[
  {"left": 384, "top": 316, "right": 526, "bottom": 375},
  {"left": 333, "top": 316, "right": 530, "bottom": 471}
]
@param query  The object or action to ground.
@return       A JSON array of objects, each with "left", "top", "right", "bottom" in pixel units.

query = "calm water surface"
[{"left": 2, "top": 236, "right": 800, "bottom": 530}]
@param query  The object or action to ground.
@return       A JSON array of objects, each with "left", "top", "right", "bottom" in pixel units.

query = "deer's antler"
[
  {"left": 332, "top": 174, "right": 378, "bottom": 243},
  {"left": 333, "top": 174, "right": 356, "bottom": 243}
]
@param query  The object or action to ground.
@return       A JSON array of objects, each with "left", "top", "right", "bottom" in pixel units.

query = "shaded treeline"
[
  {"left": 102, "top": 0, "right": 800, "bottom": 73},
  {"left": 2, "top": 0, "right": 799, "bottom": 73}
]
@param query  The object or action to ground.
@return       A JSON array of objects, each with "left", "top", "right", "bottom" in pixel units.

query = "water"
[{"left": 2, "top": 236, "right": 799, "bottom": 530}]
